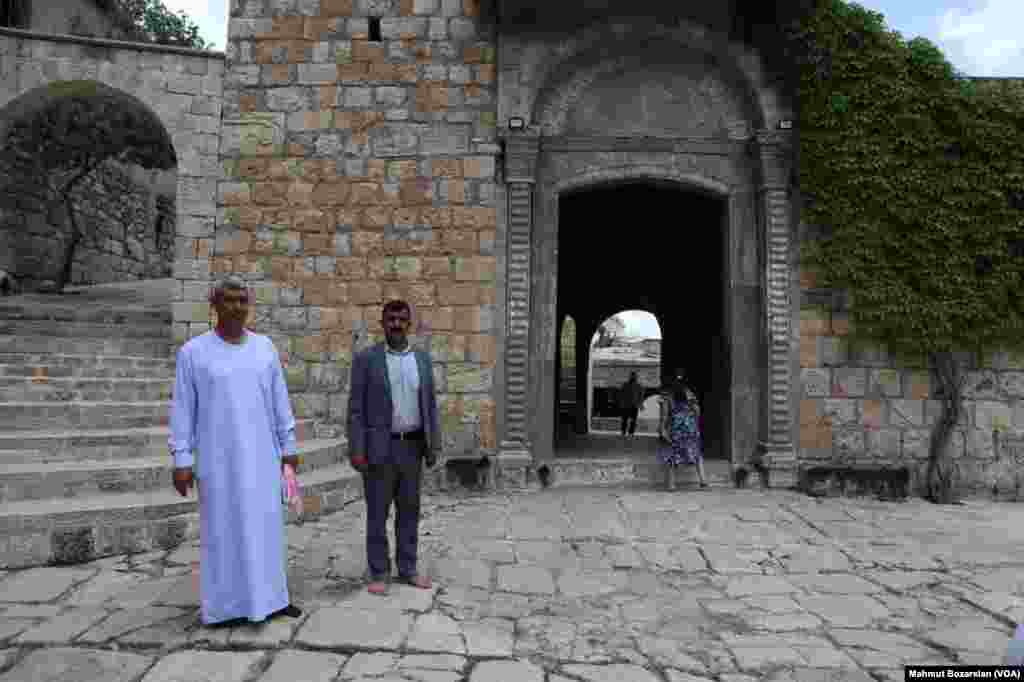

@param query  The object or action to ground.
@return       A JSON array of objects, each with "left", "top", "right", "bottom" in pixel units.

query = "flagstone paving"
[{"left": 0, "top": 485, "right": 1023, "bottom": 681}]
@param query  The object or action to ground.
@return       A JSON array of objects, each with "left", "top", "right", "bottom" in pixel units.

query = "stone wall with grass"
[
  {"left": 797, "top": 260, "right": 1024, "bottom": 498},
  {"left": 203, "top": 0, "right": 501, "bottom": 454}
]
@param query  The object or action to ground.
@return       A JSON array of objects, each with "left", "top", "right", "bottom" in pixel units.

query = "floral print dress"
[{"left": 658, "top": 389, "right": 703, "bottom": 466}]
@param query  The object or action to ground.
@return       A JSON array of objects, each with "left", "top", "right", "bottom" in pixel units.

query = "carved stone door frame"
[{"left": 496, "top": 130, "right": 798, "bottom": 488}]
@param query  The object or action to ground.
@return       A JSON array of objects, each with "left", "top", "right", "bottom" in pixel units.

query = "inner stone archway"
[{"left": 548, "top": 180, "right": 731, "bottom": 462}]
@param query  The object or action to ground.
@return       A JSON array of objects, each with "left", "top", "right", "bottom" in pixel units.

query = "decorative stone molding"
[
  {"left": 755, "top": 129, "right": 798, "bottom": 486},
  {"left": 499, "top": 131, "right": 540, "bottom": 463}
]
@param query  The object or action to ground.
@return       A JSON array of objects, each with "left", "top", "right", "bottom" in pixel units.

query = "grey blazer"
[{"left": 347, "top": 342, "right": 441, "bottom": 464}]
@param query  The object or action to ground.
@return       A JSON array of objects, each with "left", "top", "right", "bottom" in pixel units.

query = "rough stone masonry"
[{"left": 191, "top": 0, "right": 501, "bottom": 454}]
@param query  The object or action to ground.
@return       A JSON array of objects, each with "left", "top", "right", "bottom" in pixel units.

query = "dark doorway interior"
[{"left": 555, "top": 181, "right": 730, "bottom": 459}]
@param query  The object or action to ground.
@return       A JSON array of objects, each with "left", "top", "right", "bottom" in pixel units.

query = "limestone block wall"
[
  {"left": 797, "top": 266, "right": 1024, "bottom": 496},
  {"left": 209, "top": 0, "right": 501, "bottom": 452}
]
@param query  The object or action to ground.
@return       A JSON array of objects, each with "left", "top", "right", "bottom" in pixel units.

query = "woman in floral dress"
[{"left": 658, "top": 371, "right": 708, "bottom": 490}]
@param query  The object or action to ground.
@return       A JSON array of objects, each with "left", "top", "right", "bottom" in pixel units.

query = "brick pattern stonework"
[
  {"left": 207, "top": 0, "right": 501, "bottom": 453},
  {"left": 798, "top": 273, "right": 1024, "bottom": 495}
]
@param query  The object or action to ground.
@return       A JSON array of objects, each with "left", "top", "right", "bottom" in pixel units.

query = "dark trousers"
[
  {"left": 362, "top": 439, "right": 422, "bottom": 579},
  {"left": 621, "top": 408, "right": 639, "bottom": 435}
]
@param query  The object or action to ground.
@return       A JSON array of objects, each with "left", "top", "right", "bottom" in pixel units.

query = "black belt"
[{"left": 391, "top": 429, "right": 424, "bottom": 441}]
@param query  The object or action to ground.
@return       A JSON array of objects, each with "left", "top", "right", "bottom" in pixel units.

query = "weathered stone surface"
[
  {"left": 462, "top": 618, "right": 514, "bottom": 656},
  {"left": 470, "top": 660, "right": 543, "bottom": 682},
  {"left": 14, "top": 607, "right": 109, "bottom": 644},
  {"left": 724, "top": 576, "right": 798, "bottom": 597},
  {"left": 561, "top": 663, "right": 661, "bottom": 682},
  {"left": 77, "top": 607, "right": 188, "bottom": 643},
  {"left": 296, "top": 606, "right": 413, "bottom": 649},
  {"left": 258, "top": 650, "right": 347, "bottom": 682},
  {"left": 0, "top": 648, "right": 153, "bottom": 682},
  {"left": 139, "top": 650, "right": 266, "bottom": 682},
  {"left": 0, "top": 568, "right": 94, "bottom": 603},
  {"left": 496, "top": 565, "right": 555, "bottom": 594},
  {"left": 407, "top": 612, "right": 465, "bottom": 654}
]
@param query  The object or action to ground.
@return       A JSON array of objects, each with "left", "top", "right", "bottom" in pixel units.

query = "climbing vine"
[{"left": 786, "top": 0, "right": 1024, "bottom": 502}]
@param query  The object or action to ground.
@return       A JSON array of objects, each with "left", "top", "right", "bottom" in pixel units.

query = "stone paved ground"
[{"left": 1, "top": 484, "right": 1023, "bottom": 682}]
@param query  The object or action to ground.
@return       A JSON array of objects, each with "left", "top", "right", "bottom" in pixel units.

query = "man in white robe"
[{"left": 168, "top": 275, "right": 302, "bottom": 627}]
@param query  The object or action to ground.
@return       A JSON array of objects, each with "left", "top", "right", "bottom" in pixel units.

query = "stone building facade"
[
  {"left": 9, "top": 3, "right": 1021, "bottom": 497},
  {"left": 199, "top": 0, "right": 802, "bottom": 487}
]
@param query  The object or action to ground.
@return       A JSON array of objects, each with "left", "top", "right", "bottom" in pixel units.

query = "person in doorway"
[
  {"left": 619, "top": 371, "right": 645, "bottom": 438},
  {"left": 657, "top": 369, "right": 708, "bottom": 490},
  {"left": 168, "top": 275, "right": 303, "bottom": 627},
  {"left": 347, "top": 300, "right": 441, "bottom": 595}
]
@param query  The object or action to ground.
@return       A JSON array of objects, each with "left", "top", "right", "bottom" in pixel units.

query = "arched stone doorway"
[
  {"left": 544, "top": 175, "right": 733, "bottom": 464},
  {"left": 495, "top": 17, "right": 799, "bottom": 487}
]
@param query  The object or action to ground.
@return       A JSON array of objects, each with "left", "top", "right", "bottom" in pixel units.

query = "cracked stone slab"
[
  {"left": 700, "top": 546, "right": 764, "bottom": 574},
  {"left": 296, "top": 606, "right": 413, "bottom": 649},
  {"left": 461, "top": 618, "right": 514, "bottom": 656},
  {"left": 433, "top": 559, "right": 491, "bottom": 589},
  {"left": 138, "top": 650, "right": 266, "bottom": 682},
  {"left": 228, "top": 613, "right": 303, "bottom": 646},
  {"left": 116, "top": 612, "right": 196, "bottom": 648},
  {"left": 0, "top": 568, "right": 94, "bottom": 603},
  {"left": 258, "top": 650, "right": 347, "bottom": 682},
  {"left": 796, "top": 594, "right": 889, "bottom": 627},
  {"left": 469, "top": 660, "right": 544, "bottom": 682},
  {"left": 724, "top": 575, "right": 798, "bottom": 597},
  {"left": 560, "top": 663, "right": 662, "bottom": 682},
  {"left": 14, "top": 607, "right": 109, "bottom": 644},
  {"left": 861, "top": 570, "right": 947, "bottom": 592},
  {"left": 77, "top": 607, "right": 188, "bottom": 644},
  {"left": 496, "top": 565, "right": 555, "bottom": 594},
  {"left": 665, "top": 672, "right": 717, "bottom": 682},
  {"left": 338, "top": 584, "right": 436, "bottom": 612},
  {"left": 828, "top": 628, "right": 953, "bottom": 667},
  {"left": 789, "top": 573, "right": 883, "bottom": 594},
  {"left": 557, "top": 569, "right": 629, "bottom": 597},
  {"left": 636, "top": 637, "right": 708, "bottom": 672},
  {"left": 63, "top": 571, "right": 149, "bottom": 607},
  {"left": 0, "top": 647, "right": 153, "bottom": 682},
  {"left": 407, "top": 612, "right": 465, "bottom": 654}
]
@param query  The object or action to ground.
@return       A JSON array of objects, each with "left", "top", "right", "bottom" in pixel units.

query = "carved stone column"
[
  {"left": 756, "top": 130, "right": 798, "bottom": 487},
  {"left": 498, "top": 131, "right": 540, "bottom": 486}
]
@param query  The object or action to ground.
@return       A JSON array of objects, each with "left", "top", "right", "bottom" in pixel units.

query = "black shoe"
[
  {"left": 270, "top": 604, "right": 303, "bottom": 619},
  {"left": 207, "top": 616, "right": 247, "bottom": 629}
]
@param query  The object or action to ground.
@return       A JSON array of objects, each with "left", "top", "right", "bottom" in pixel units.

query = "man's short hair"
[
  {"left": 382, "top": 299, "right": 411, "bottom": 317},
  {"left": 209, "top": 275, "right": 251, "bottom": 305}
]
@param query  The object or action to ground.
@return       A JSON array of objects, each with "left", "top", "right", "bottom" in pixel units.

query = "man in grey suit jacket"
[{"left": 347, "top": 299, "right": 441, "bottom": 595}]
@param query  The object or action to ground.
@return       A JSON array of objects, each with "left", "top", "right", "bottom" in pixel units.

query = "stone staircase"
[{"left": 0, "top": 280, "right": 361, "bottom": 569}]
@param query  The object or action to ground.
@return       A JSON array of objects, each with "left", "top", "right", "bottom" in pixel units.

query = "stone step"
[
  {"left": 0, "top": 439, "right": 347, "bottom": 503},
  {"left": 0, "top": 401, "right": 170, "bottom": 431},
  {"left": 0, "top": 335, "right": 174, "bottom": 359},
  {"left": 0, "top": 354, "right": 176, "bottom": 379},
  {"left": 0, "top": 419, "right": 318, "bottom": 463},
  {"left": 0, "top": 376, "right": 174, "bottom": 403},
  {"left": 0, "top": 319, "right": 171, "bottom": 340},
  {"left": 0, "top": 458, "right": 363, "bottom": 569},
  {"left": 542, "top": 457, "right": 735, "bottom": 489},
  {"left": 0, "top": 301, "right": 171, "bottom": 326}
]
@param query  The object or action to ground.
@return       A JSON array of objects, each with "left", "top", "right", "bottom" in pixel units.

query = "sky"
[
  {"left": 168, "top": 0, "right": 1023, "bottom": 77},
  {"left": 162, "top": 0, "right": 1021, "bottom": 341}
]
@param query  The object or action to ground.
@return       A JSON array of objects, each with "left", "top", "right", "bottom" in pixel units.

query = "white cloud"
[
  {"left": 160, "top": 0, "right": 227, "bottom": 51},
  {"left": 935, "top": 0, "right": 1024, "bottom": 76}
]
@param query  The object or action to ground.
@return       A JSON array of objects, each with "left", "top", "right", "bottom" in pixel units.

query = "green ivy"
[{"left": 789, "top": 0, "right": 1024, "bottom": 362}]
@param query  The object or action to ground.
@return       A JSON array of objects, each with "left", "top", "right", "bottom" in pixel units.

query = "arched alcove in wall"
[{"left": 0, "top": 80, "right": 177, "bottom": 291}]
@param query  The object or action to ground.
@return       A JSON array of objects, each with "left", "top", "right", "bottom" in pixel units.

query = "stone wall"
[
  {"left": 208, "top": 0, "right": 501, "bottom": 454},
  {"left": 797, "top": 267, "right": 1024, "bottom": 497},
  {"left": 0, "top": 160, "right": 175, "bottom": 288}
]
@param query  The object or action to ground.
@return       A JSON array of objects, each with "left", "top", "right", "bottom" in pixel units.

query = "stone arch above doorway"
[
  {"left": 553, "top": 166, "right": 733, "bottom": 200},
  {"left": 499, "top": 16, "right": 786, "bottom": 134}
]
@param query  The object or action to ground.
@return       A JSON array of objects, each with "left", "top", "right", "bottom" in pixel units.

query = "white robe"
[{"left": 168, "top": 330, "right": 296, "bottom": 624}]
